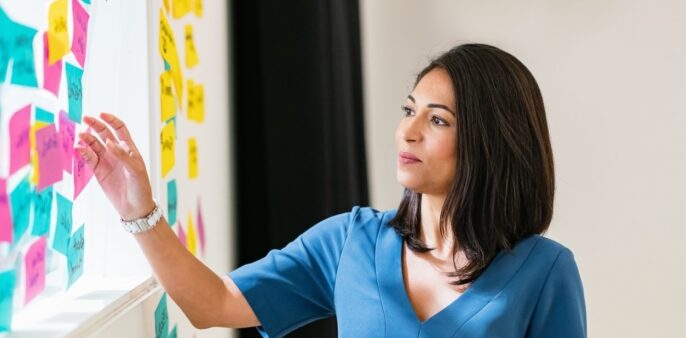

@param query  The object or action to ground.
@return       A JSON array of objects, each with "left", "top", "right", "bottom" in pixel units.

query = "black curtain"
[{"left": 230, "top": 0, "right": 368, "bottom": 337}]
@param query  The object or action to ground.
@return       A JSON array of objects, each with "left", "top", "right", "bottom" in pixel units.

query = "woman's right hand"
[{"left": 75, "top": 112, "right": 156, "bottom": 221}]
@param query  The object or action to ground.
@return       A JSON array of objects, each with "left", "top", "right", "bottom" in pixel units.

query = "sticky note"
[
  {"left": 35, "top": 107, "right": 55, "bottom": 123},
  {"left": 67, "top": 224, "right": 84, "bottom": 288},
  {"left": 43, "top": 32, "right": 62, "bottom": 96},
  {"left": 163, "top": 0, "right": 170, "bottom": 14},
  {"left": 169, "top": 324, "right": 177, "bottom": 338},
  {"left": 197, "top": 200, "right": 205, "bottom": 255},
  {"left": 160, "top": 71, "right": 175, "bottom": 122},
  {"left": 36, "top": 124, "right": 64, "bottom": 191},
  {"left": 74, "top": 140, "right": 94, "bottom": 199},
  {"left": 10, "top": 175, "right": 32, "bottom": 241},
  {"left": 172, "top": 0, "right": 191, "bottom": 19},
  {"left": 193, "top": 0, "right": 203, "bottom": 17},
  {"left": 167, "top": 180, "right": 177, "bottom": 224},
  {"left": 71, "top": 0, "right": 89, "bottom": 67},
  {"left": 53, "top": 193, "right": 72, "bottom": 255},
  {"left": 159, "top": 10, "right": 183, "bottom": 107},
  {"left": 32, "top": 186, "right": 53, "bottom": 236},
  {"left": 59, "top": 110, "right": 76, "bottom": 173},
  {"left": 0, "top": 270, "right": 16, "bottom": 332},
  {"left": 187, "top": 80, "right": 204, "bottom": 122},
  {"left": 155, "top": 293, "right": 169, "bottom": 338},
  {"left": 10, "top": 22, "right": 38, "bottom": 87},
  {"left": 161, "top": 121, "right": 176, "bottom": 177},
  {"left": 184, "top": 25, "right": 198, "bottom": 68},
  {"left": 0, "top": 7, "right": 12, "bottom": 81},
  {"left": 177, "top": 221, "right": 186, "bottom": 247},
  {"left": 82, "top": 0, "right": 91, "bottom": 4},
  {"left": 66, "top": 63, "right": 84, "bottom": 123},
  {"left": 188, "top": 138, "right": 198, "bottom": 179},
  {"left": 0, "top": 179, "right": 13, "bottom": 243},
  {"left": 24, "top": 236, "right": 46, "bottom": 304},
  {"left": 9, "top": 105, "right": 31, "bottom": 174},
  {"left": 48, "top": 0, "right": 70, "bottom": 64},
  {"left": 186, "top": 213, "right": 197, "bottom": 255},
  {"left": 31, "top": 122, "right": 49, "bottom": 185}
]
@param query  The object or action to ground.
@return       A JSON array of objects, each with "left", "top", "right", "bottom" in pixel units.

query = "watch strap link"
[{"left": 120, "top": 202, "right": 163, "bottom": 234}]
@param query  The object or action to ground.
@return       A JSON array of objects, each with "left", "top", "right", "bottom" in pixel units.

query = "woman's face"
[{"left": 395, "top": 67, "right": 457, "bottom": 196}]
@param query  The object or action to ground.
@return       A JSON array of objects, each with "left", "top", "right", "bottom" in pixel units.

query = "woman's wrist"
[{"left": 121, "top": 199, "right": 157, "bottom": 221}]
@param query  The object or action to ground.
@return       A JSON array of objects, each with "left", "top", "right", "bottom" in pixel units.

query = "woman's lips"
[{"left": 398, "top": 152, "right": 421, "bottom": 164}]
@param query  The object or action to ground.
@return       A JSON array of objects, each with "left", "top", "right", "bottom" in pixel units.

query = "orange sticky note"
[
  {"left": 186, "top": 213, "right": 197, "bottom": 255},
  {"left": 161, "top": 121, "right": 175, "bottom": 177},
  {"left": 48, "top": 0, "right": 69, "bottom": 64},
  {"left": 184, "top": 25, "right": 198, "bottom": 68},
  {"left": 163, "top": 0, "right": 170, "bottom": 13},
  {"left": 160, "top": 71, "right": 175, "bottom": 121},
  {"left": 188, "top": 138, "right": 198, "bottom": 179},
  {"left": 187, "top": 80, "right": 204, "bottom": 122},
  {"left": 30, "top": 122, "right": 49, "bottom": 185}
]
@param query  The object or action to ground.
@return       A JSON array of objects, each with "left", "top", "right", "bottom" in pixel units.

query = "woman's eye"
[
  {"left": 432, "top": 116, "right": 448, "bottom": 126},
  {"left": 401, "top": 106, "right": 414, "bottom": 116}
]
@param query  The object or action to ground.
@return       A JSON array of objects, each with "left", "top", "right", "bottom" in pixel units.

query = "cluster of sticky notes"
[{"left": 174, "top": 199, "right": 205, "bottom": 256}]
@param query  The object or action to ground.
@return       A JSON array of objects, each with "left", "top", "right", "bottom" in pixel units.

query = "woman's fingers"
[
  {"left": 100, "top": 112, "right": 140, "bottom": 153},
  {"left": 78, "top": 131, "right": 106, "bottom": 158},
  {"left": 83, "top": 115, "right": 118, "bottom": 145},
  {"left": 75, "top": 143, "right": 100, "bottom": 169}
]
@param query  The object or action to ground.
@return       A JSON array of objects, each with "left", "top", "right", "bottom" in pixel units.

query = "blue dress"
[{"left": 228, "top": 206, "right": 587, "bottom": 337}]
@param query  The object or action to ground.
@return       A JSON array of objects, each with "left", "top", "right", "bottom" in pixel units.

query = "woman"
[{"left": 76, "top": 43, "right": 586, "bottom": 337}]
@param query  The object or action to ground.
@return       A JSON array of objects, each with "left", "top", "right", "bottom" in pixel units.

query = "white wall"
[{"left": 360, "top": 1, "right": 686, "bottom": 337}]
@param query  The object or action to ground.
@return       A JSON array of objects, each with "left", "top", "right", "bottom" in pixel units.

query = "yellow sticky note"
[
  {"left": 160, "top": 71, "right": 175, "bottom": 121},
  {"left": 184, "top": 25, "right": 199, "bottom": 68},
  {"left": 188, "top": 138, "right": 198, "bottom": 179},
  {"left": 193, "top": 0, "right": 203, "bottom": 17},
  {"left": 159, "top": 9, "right": 183, "bottom": 107},
  {"left": 161, "top": 121, "right": 176, "bottom": 177},
  {"left": 172, "top": 0, "right": 191, "bottom": 19},
  {"left": 30, "top": 122, "right": 49, "bottom": 184},
  {"left": 187, "top": 80, "right": 204, "bottom": 122},
  {"left": 48, "top": 0, "right": 70, "bottom": 64},
  {"left": 163, "top": 0, "right": 170, "bottom": 13},
  {"left": 186, "top": 213, "right": 197, "bottom": 255}
]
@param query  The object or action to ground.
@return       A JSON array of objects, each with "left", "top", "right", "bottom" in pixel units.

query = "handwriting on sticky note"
[
  {"left": 0, "top": 179, "right": 13, "bottom": 243},
  {"left": 11, "top": 22, "right": 38, "bottom": 87},
  {"left": 9, "top": 105, "right": 31, "bottom": 174},
  {"left": 48, "top": 0, "right": 69, "bottom": 64},
  {"left": 187, "top": 80, "right": 204, "bottom": 122},
  {"left": 10, "top": 175, "right": 32, "bottom": 241},
  {"left": 0, "top": 269, "right": 16, "bottom": 332},
  {"left": 24, "top": 237, "right": 46, "bottom": 305},
  {"left": 32, "top": 186, "right": 53, "bottom": 236},
  {"left": 66, "top": 63, "right": 84, "bottom": 123},
  {"left": 167, "top": 180, "right": 177, "bottom": 224},
  {"left": 74, "top": 140, "right": 94, "bottom": 199},
  {"left": 43, "top": 32, "right": 63, "bottom": 96},
  {"left": 36, "top": 124, "right": 64, "bottom": 191},
  {"left": 53, "top": 193, "right": 73, "bottom": 255},
  {"left": 187, "top": 213, "right": 197, "bottom": 255},
  {"left": 67, "top": 224, "right": 84, "bottom": 288},
  {"left": 159, "top": 10, "right": 183, "bottom": 107},
  {"left": 71, "top": 0, "right": 89, "bottom": 67},
  {"left": 155, "top": 293, "right": 169, "bottom": 338},
  {"left": 160, "top": 71, "right": 175, "bottom": 122},
  {"left": 161, "top": 121, "right": 176, "bottom": 177},
  {"left": 185, "top": 25, "right": 198, "bottom": 68},
  {"left": 59, "top": 110, "right": 76, "bottom": 174},
  {"left": 188, "top": 138, "right": 198, "bottom": 179}
]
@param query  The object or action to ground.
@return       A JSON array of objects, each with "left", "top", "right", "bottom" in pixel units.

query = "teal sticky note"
[
  {"left": 169, "top": 325, "right": 177, "bottom": 338},
  {"left": 53, "top": 193, "right": 72, "bottom": 255},
  {"left": 82, "top": 0, "right": 91, "bottom": 4},
  {"left": 10, "top": 175, "right": 32, "bottom": 241},
  {"left": 35, "top": 107, "right": 55, "bottom": 123},
  {"left": 0, "top": 7, "right": 13, "bottom": 82},
  {"left": 0, "top": 269, "right": 16, "bottom": 332},
  {"left": 10, "top": 21, "right": 38, "bottom": 87},
  {"left": 167, "top": 180, "right": 177, "bottom": 225},
  {"left": 66, "top": 63, "right": 84, "bottom": 123},
  {"left": 154, "top": 292, "right": 169, "bottom": 338},
  {"left": 164, "top": 60, "right": 170, "bottom": 71},
  {"left": 66, "top": 224, "right": 84, "bottom": 288},
  {"left": 31, "top": 186, "right": 53, "bottom": 236}
]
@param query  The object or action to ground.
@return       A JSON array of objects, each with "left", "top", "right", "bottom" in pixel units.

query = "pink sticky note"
[
  {"left": 0, "top": 179, "right": 13, "bottom": 243},
  {"left": 43, "top": 32, "right": 62, "bottom": 96},
  {"left": 9, "top": 105, "right": 32, "bottom": 175},
  {"left": 71, "top": 0, "right": 90, "bottom": 67},
  {"left": 24, "top": 236, "right": 47, "bottom": 305},
  {"left": 177, "top": 222, "right": 186, "bottom": 247},
  {"left": 73, "top": 140, "right": 93, "bottom": 199},
  {"left": 59, "top": 111, "right": 75, "bottom": 174},
  {"left": 197, "top": 200, "right": 205, "bottom": 255},
  {"left": 36, "top": 124, "right": 64, "bottom": 192}
]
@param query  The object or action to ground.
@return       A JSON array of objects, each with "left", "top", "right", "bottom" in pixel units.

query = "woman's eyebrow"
[{"left": 407, "top": 95, "right": 455, "bottom": 116}]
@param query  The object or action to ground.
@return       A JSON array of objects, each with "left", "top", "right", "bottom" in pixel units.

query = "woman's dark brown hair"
[{"left": 389, "top": 43, "right": 555, "bottom": 286}]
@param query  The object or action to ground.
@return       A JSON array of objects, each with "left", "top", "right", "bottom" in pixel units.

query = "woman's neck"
[{"left": 419, "top": 193, "right": 454, "bottom": 257}]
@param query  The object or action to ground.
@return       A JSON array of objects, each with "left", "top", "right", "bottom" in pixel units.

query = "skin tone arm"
[{"left": 75, "top": 112, "right": 259, "bottom": 329}]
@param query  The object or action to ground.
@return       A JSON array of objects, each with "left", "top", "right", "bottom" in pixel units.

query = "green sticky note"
[
  {"left": 155, "top": 293, "right": 169, "bottom": 338},
  {"left": 10, "top": 175, "right": 32, "bottom": 242},
  {"left": 169, "top": 325, "right": 177, "bottom": 338},
  {"left": 0, "top": 269, "right": 16, "bottom": 332},
  {"left": 31, "top": 186, "right": 53, "bottom": 236},
  {"left": 66, "top": 224, "right": 84, "bottom": 288},
  {"left": 35, "top": 107, "right": 55, "bottom": 123},
  {"left": 66, "top": 63, "right": 84, "bottom": 123},
  {"left": 167, "top": 180, "right": 177, "bottom": 225},
  {"left": 53, "top": 193, "right": 72, "bottom": 255},
  {"left": 10, "top": 21, "right": 38, "bottom": 87}
]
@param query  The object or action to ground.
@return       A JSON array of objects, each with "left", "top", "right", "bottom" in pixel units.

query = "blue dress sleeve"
[
  {"left": 228, "top": 206, "right": 359, "bottom": 338},
  {"left": 526, "top": 248, "right": 587, "bottom": 338}
]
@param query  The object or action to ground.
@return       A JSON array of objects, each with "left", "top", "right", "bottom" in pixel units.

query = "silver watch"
[{"left": 120, "top": 202, "right": 163, "bottom": 234}]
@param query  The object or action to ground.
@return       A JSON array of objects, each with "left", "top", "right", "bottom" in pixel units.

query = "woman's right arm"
[{"left": 76, "top": 112, "right": 258, "bottom": 329}]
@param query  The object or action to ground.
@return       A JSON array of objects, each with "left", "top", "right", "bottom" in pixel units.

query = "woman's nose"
[{"left": 399, "top": 116, "right": 423, "bottom": 143}]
